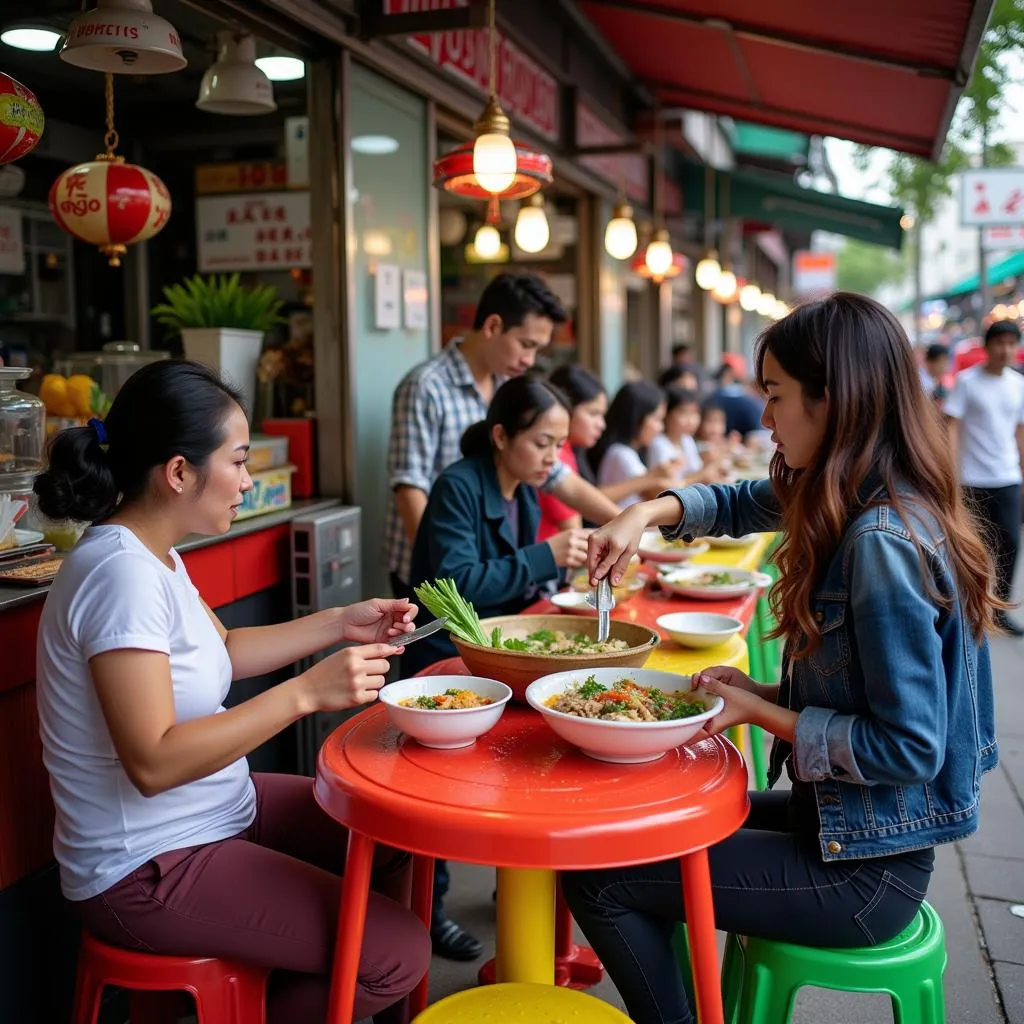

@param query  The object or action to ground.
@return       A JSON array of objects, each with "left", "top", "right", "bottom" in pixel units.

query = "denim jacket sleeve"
[
  {"left": 791, "top": 528, "right": 947, "bottom": 787},
  {"left": 659, "top": 478, "right": 782, "bottom": 541}
]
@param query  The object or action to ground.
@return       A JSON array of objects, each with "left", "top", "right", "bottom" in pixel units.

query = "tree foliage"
[{"left": 835, "top": 239, "right": 908, "bottom": 296}]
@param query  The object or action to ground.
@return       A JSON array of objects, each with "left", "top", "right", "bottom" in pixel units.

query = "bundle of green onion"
[{"left": 413, "top": 578, "right": 491, "bottom": 647}]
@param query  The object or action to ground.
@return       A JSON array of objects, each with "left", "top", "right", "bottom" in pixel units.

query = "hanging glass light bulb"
[
  {"left": 470, "top": 0, "right": 517, "bottom": 194},
  {"left": 604, "top": 200, "right": 637, "bottom": 260},
  {"left": 473, "top": 223, "right": 502, "bottom": 259},
  {"left": 739, "top": 282, "right": 761, "bottom": 311},
  {"left": 756, "top": 291, "right": 776, "bottom": 317},
  {"left": 514, "top": 193, "right": 549, "bottom": 253},
  {"left": 773, "top": 299, "right": 790, "bottom": 320},
  {"left": 695, "top": 249, "right": 722, "bottom": 291},
  {"left": 715, "top": 264, "right": 737, "bottom": 296},
  {"left": 645, "top": 227, "right": 673, "bottom": 279}
]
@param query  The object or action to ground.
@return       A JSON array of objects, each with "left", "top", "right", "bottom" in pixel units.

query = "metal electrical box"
[{"left": 291, "top": 505, "right": 363, "bottom": 774}]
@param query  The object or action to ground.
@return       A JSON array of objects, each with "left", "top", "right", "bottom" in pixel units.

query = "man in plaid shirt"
[{"left": 384, "top": 273, "right": 621, "bottom": 959}]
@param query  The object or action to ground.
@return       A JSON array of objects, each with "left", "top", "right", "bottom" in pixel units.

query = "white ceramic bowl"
[
  {"left": 525, "top": 667, "right": 724, "bottom": 764},
  {"left": 637, "top": 529, "right": 710, "bottom": 564},
  {"left": 656, "top": 611, "right": 744, "bottom": 649},
  {"left": 550, "top": 591, "right": 597, "bottom": 615},
  {"left": 379, "top": 675, "right": 512, "bottom": 749},
  {"left": 658, "top": 565, "right": 772, "bottom": 600}
]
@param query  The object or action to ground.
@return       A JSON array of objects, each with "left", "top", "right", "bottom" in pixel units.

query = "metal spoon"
[{"left": 586, "top": 577, "right": 615, "bottom": 642}]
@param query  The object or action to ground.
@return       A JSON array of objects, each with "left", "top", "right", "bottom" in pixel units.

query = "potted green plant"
[{"left": 151, "top": 273, "right": 285, "bottom": 417}]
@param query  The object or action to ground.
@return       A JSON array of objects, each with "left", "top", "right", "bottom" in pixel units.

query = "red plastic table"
[{"left": 315, "top": 704, "right": 749, "bottom": 1024}]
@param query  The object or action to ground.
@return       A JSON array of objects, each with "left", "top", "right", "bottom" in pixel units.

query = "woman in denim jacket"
[{"left": 568, "top": 293, "right": 1000, "bottom": 1024}]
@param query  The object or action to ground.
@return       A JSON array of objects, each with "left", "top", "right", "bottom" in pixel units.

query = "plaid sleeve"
[{"left": 388, "top": 376, "right": 441, "bottom": 493}]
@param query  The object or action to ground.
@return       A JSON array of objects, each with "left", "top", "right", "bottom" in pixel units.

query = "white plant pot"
[{"left": 180, "top": 327, "right": 264, "bottom": 418}]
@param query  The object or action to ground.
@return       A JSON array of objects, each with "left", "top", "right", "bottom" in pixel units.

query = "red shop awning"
[{"left": 578, "top": 0, "right": 993, "bottom": 159}]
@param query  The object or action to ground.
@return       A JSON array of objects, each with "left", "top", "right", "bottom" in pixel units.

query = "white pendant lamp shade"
[
  {"left": 695, "top": 251, "right": 722, "bottom": 291},
  {"left": 473, "top": 223, "right": 502, "bottom": 259},
  {"left": 604, "top": 202, "right": 638, "bottom": 260},
  {"left": 197, "top": 32, "right": 276, "bottom": 116},
  {"left": 61, "top": 0, "right": 186, "bottom": 75},
  {"left": 514, "top": 195, "right": 549, "bottom": 254},
  {"left": 645, "top": 228, "right": 674, "bottom": 278},
  {"left": 756, "top": 291, "right": 777, "bottom": 317},
  {"left": 739, "top": 283, "right": 761, "bottom": 311}
]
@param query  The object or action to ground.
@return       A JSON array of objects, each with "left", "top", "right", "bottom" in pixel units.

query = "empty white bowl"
[
  {"left": 525, "top": 667, "right": 723, "bottom": 764},
  {"left": 656, "top": 611, "right": 744, "bottom": 649},
  {"left": 550, "top": 591, "right": 597, "bottom": 615},
  {"left": 379, "top": 675, "right": 512, "bottom": 749}
]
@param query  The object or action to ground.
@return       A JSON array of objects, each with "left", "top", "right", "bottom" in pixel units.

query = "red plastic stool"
[{"left": 72, "top": 930, "right": 270, "bottom": 1024}]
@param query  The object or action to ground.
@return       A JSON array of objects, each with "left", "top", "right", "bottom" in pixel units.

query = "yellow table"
[{"left": 690, "top": 532, "right": 775, "bottom": 574}]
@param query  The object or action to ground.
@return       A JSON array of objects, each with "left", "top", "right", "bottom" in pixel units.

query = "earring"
[{"left": 176, "top": 486, "right": 183, "bottom": 493}]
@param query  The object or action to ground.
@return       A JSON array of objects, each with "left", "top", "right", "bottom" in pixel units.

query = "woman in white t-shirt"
[{"left": 33, "top": 360, "right": 429, "bottom": 1024}]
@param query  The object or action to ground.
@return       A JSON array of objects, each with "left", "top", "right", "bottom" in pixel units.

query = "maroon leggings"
[{"left": 75, "top": 773, "right": 431, "bottom": 1023}]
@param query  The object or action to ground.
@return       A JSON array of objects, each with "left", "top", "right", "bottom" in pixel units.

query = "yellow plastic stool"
[{"left": 411, "top": 982, "right": 634, "bottom": 1023}]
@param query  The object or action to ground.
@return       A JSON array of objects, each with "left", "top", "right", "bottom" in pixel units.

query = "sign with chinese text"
[
  {"left": 0, "top": 206, "right": 24, "bottom": 275},
  {"left": 197, "top": 192, "right": 311, "bottom": 272},
  {"left": 960, "top": 168, "right": 1024, "bottom": 227},
  {"left": 196, "top": 162, "right": 290, "bottom": 195},
  {"left": 792, "top": 250, "right": 836, "bottom": 297},
  {"left": 576, "top": 104, "right": 648, "bottom": 205},
  {"left": 383, "top": 0, "right": 559, "bottom": 141},
  {"left": 982, "top": 225, "right": 1024, "bottom": 250}
]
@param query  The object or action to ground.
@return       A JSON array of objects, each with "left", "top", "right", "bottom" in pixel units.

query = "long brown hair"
[{"left": 755, "top": 292, "right": 998, "bottom": 657}]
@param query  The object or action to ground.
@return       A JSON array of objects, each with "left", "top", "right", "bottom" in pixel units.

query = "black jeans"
[
  {"left": 390, "top": 571, "right": 450, "bottom": 927},
  {"left": 561, "top": 792, "right": 934, "bottom": 1024},
  {"left": 965, "top": 484, "right": 1022, "bottom": 603}
]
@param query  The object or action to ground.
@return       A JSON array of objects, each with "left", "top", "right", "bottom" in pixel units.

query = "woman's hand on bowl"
[{"left": 691, "top": 666, "right": 767, "bottom": 738}]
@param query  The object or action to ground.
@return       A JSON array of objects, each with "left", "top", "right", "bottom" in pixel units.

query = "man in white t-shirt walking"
[{"left": 945, "top": 319, "right": 1024, "bottom": 636}]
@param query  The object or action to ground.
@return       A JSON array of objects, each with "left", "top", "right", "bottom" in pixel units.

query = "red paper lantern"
[
  {"left": 433, "top": 139, "right": 552, "bottom": 200},
  {"left": 0, "top": 73, "right": 44, "bottom": 165},
  {"left": 632, "top": 249, "right": 687, "bottom": 284},
  {"left": 49, "top": 156, "right": 172, "bottom": 266}
]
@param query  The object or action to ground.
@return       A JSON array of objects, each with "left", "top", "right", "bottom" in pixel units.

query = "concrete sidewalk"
[{"left": 427, "top": 556, "right": 1024, "bottom": 1022}]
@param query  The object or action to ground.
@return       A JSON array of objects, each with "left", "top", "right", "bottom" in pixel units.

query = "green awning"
[
  {"left": 726, "top": 122, "right": 809, "bottom": 165},
  {"left": 941, "top": 249, "right": 1024, "bottom": 297},
  {"left": 679, "top": 163, "right": 905, "bottom": 250}
]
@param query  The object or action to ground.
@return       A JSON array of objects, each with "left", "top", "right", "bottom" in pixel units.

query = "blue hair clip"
[{"left": 87, "top": 417, "right": 108, "bottom": 450}]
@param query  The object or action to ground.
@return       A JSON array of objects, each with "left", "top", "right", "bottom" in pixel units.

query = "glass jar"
[{"left": 0, "top": 367, "right": 45, "bottom": 491}]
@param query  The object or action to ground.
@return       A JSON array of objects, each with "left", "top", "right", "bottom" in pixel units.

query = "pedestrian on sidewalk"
[{"left": 945, "top": 319, "right": 1024, "bottom": 636}]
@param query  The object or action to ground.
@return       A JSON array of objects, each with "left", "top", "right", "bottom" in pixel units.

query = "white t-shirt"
[
  {"left": 648, "top": 433, "right": 702, "bottom": 475},
  {"left": 36, "top": 525, "right": 256, "bottom": 901},
  {"left": 944, "top": 365, "right": 1024, "bottom": 487},
  {"left": 598, "top": 442, "right": 649, "bottom": 508}
]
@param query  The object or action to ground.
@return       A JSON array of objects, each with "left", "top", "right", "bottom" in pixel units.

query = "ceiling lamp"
[
  {"left": 255, "top": 55, "right": 304, "bottom": 82},
  {"left": 473, "top": 223, "right": 502, "bottom": 260},
  {"left": 645, "top": 228, "right": 674, "bottom": 279},
  {"left": 633, "top": 246, "right": 685, "bottom": 283},
  {"left": 773, "top": 299, "right": 790, "bottom": 320},
  {"left": 48, "top": 72, "right": 170, "bottom": 266},
  {"left": 695, "top": 250, "right": 722, "bottom": 291},
  {"left": 61, "top": 0, "right": 185, "bottom": 75},
  {"left": 197, "top": 32, "right": 276, "bottom": 116},
  {"left": 433, "top": 139, "right": 551, "bottom": 201},
  {"left": 604, "top": 200, "right": 637, "bottom": 261},
  {"left": 738, "top": 282, "right": 761, "bottom": 311},
  {"left": 712, "top": 275, "right": 738, "bottom": 304},
  {"left": 431, "top": 0, "right": 552, "bottom": 203},
  {"left": 472, "top": 0, "right": 515, "bottom": 193},
  {"left": 716, "top": 264, "right": 737, "bottom": 296},
  {"left": 514, "top": 193, "right": 549, "bottom": 254},
  {"left": 756, "top": 291, "right": 777, "bottom": 317},
  {"left": 1, "top": 25, "right": 62, "bottom": 51},
  {"left": 0, "top": 73, "right": 44, "bottom": 165}
]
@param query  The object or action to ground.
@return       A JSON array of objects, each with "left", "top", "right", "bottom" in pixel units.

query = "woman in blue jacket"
[
  {"left": 573, "top": 293, "right": 1000, "bottom": 1024},
  {"left": 404, "top": 375, "right": 591, "bottom": 678}
]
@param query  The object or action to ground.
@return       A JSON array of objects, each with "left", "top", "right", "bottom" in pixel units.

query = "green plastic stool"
[{"left": 721, "top": 902, "right": 947, "bottom": 1024}]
